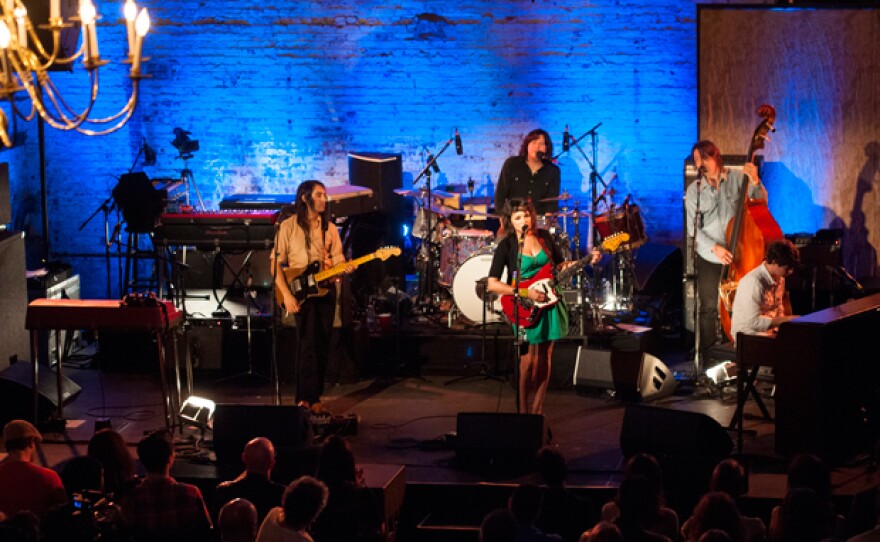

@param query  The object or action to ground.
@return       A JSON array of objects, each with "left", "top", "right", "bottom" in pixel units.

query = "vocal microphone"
[
  {"left": 537, "top": 151, "right": 552, "bottom": 164},
  {"left": 143, "top": 138, "right": 157, "bottom": 166},
  {"left": 563, "top": 125, "right": 570, "bottom": 152},
  {"left": 622, "top": 194, "right": 631, "bottom": 207},
  {"left": 455, "top": 128, "right": 463, "bottom": 156}
]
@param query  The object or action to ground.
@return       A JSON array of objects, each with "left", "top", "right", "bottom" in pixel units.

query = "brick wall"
[{"left": 5, "top": 0, "right": 771, "bottom": 298}]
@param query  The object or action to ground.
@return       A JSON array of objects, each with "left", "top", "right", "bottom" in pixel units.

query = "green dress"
[{"left": 519, "top": 249, "right": 569, "bottom": 344}]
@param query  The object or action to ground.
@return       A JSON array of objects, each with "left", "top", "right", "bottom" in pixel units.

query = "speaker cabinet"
[
  {"left": 455, "top": 413, "right": 544, "bottom": 474},
  {"left": 348, "top": 152, "right": 403, "bottom": 214},
  {"left": 573, "top": 347, "right": 613, "bottom": 389},
  {"left": 0, "top": 231, "right": 28, "bottom": 371},
  {"left": 0, "top": 162, "right": 10, "bottom": 224},
  {"left": 0, "top": 361, "right": 82, "bottom": 425},
  {"left": 213, "top": 404, "right": 312, "bottom": 466},
  {"left": 620, "top": 404, "right": 733, "bottom": 458}
]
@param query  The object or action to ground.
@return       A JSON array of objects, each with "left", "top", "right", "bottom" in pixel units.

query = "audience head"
[
  {"left": 136, "top": 430, "right": 174, "bottom": 474},
  {"left": 316, "top": 435, "right": 356, "bottom": 487},
  {"left": 242, "top": 437, "right": 275, "bottom": 476},
  {"left": 88, "top": 429, "right": 136, "bottom": 495},
  {"left": 3, "top": 420, "right": 42, "bottom": 454},
  {"left": 535, "top": 446, "right": 568, "bottom": 487},
  {"left": 776, "top": 487, "right": 832, "bottom": 542},
  {"left": 218, "top": 498, "right": 258, "bottom": 542},
  {"left": 616, "top": 475, "right": 659, "bottom": 527},
  {"left": 698, "top": 529, "right": 733, "bottom": 542},
  {"left": 688, "top": 491, "right": 743, "bottom": 542},
  {"left": 480, "top": 508, "right": 518, "bottom": 542},
  {"left": 786, "top": 453, "right": 830, "bottom": 501},
  {"left": 60, "top": 456, "right": 104, "bottom": 498},
  {"left": 710, "top": 459, "right": 747, "bottom": 499},
  {"left": 0, "top": 511, "right": 41, "bottom": 542},
  {"left": 508, "top": 483, "right": 544, "bottom": 525},
  {"left": 586, "top": 521, "right": 624, "bottom": 542},
  {"left": 281, "top": 476, "right": 328, "bottom": 531}
]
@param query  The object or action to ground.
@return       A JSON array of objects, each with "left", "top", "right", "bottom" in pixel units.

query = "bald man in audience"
[
  {"left": 213, "top": 437, "right": 285, "bottom": 523},
  {"left": 218, "top": 498, "right": 258, "bottom": 542}
]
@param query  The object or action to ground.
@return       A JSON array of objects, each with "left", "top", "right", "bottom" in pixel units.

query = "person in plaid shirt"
[{"left": 120, "top": 430, "right": 212, "bottom": 540}]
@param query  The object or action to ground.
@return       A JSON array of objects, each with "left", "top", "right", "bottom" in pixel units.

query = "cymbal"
[
  {"left": 539, "top": 191, "right": 572, "bottom": 203},
  {"left": 393, "top": 188, "right": 422, "bottom": 198},
  {"left": 440, "top": 184, "right": 470, "bottom": 194},
  {"left": 428, "top": 205, "right": 497, "bottom": 218}
]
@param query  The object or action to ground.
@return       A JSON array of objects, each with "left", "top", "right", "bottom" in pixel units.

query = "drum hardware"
[{"left": 538, "top": 191, "right": 573, "bottom": 203}]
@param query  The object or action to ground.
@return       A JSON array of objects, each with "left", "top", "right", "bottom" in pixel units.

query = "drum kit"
[{"left": 394, "top": 187, "right": 648, "bottom": 330}]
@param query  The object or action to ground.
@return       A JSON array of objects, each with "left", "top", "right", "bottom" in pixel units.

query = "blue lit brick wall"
[{"left": 6, "top": 0, "right": 771, "bottom": 298}]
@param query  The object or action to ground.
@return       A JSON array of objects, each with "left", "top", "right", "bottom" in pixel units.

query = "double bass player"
[{"left": 686, "top": 140, "right": 768, "bottom": 368}]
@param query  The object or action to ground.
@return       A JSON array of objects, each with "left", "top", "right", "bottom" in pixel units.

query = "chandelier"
[{"left": 0, "top": 0, "right": 150, "bottom": 147}]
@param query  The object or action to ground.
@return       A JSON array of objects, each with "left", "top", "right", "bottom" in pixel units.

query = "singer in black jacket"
[{"left": 494, "top": 129, "right": 561, "bottom": 216}]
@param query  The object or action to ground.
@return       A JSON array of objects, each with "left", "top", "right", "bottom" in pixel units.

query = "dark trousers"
[
  {"left": 695, "top": 255, "right": 722, "bottom": 366},
  {"left": 294, "top": 288, "right": 337, "bottom": 405}
]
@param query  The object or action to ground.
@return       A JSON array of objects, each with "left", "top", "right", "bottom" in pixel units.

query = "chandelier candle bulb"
[
  {"left": 50, "top": 0, "right": 60, "bottom": 20},
  {"left": 130, "top": 7, "right": 148, "bottom": 74},
  {"left": 124, "top": 0, "right": 136, "bottom": 57},
  {"left": 79, "top": 0, "right": 98, "bottom": 61},
  {"left": 13, "top": 7, "right": 25, "bottom": 48}
]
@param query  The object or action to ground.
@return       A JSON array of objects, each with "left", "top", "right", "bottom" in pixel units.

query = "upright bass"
[{"left": 717, "top": 104, "right": 784, "bottom": 341}]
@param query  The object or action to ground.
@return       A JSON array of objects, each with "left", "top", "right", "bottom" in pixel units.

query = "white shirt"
[{"left": 730, "top": 262, "right": 786, "bottom": 340}]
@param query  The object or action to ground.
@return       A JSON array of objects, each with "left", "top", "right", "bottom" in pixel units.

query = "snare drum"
[
  {"left": 594, "top": 204, "right": 647, "bottom": 248},
  {"left": 451, "top": 247, "right": 506, "bottom": 324},
  {"left": 438, "top": 228, "right": 494, "bottom": 286}
]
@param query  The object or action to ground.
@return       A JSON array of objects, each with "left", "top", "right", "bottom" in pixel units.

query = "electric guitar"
[
  {"left": 276, "top": 246, "right": 401, "bottom": 307},
  {"left": 499, "top": 232, "right": 629, "bottom": 328}
]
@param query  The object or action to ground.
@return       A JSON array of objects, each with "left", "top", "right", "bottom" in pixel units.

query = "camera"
[{"left": 171, "top": 127, "right": 199, "bottom": 155}]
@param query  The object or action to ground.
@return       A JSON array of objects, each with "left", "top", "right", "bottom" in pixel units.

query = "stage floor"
[{"left": 23, "top": 348, "right": 780, "bottom": 487}]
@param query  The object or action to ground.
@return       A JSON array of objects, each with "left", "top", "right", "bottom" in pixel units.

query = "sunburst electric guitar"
[
  {"left": 276, "top": 246, "right": 401, "bottom": 307},
  {"left": 499, "top": 232, "right": 630, "bottom": 328}
]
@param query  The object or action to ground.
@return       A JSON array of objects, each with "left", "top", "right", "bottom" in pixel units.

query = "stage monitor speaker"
[
  {"left": 455, "top": 412, "right": 544, "bottom": 474},
  {"left": 0, "top": 361, "right": 82, "bottom": 425},
  {"left": 213, "top": 404, "right": 312, "bottom": 466},
  {"left": 620, "top": 404, "right": 733, "bottom": 459},
  {"left": 573, "top": 347, "right": 613, "bottom": 389},
  {"left": 0, "top": 232, "right": 28, "bottom": 372},
  {"left": 348, "top": 152, "right": 402, "bottom": 214}
]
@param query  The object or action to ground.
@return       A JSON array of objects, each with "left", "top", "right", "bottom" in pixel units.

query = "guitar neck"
[
  {"left": 556, "top": 254, "right": 593, "bottom": 284},
  {"left": 314, "top": 252, "right": 377, "bottom": 282}
]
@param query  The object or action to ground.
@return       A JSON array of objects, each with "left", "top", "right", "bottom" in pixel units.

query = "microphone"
[
  {"left": 622, "top": 194, "right": 631, "bottom": 207},
  {"left": 455, "top": 128, "right": 463, "bottom": 155},
  {"left": 696, "top": 165, "right": 707, "bottom": 179},
  {"left": 143, "top": 138, "right": 157, "bottom": 166},
  {"left": 537, "top": 151, "right": 552, "bottom": 164},
  {"left": 563, "top": 125, "right": 570, "bottom": 152},
  {"left": 467, "top": 177, "right": 475, "bottom": 194},
  {"left": 521, "top": 224, "right": 529, "bottom": 235}
]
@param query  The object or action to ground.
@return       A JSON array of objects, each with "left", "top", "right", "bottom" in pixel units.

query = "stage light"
[
  {"left": 704, "top": 361, "right": 737, "bottom": 385},
  {"left": 402, "top": 224, "right": 409, "bottom": 237},
  {"left": 179, "top": 395, "right": 216, "bottom": 430}
]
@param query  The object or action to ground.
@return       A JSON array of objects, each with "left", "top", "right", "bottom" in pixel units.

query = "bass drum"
[{"left": 451, "top": 247, "right": 507, "bottom": 325}]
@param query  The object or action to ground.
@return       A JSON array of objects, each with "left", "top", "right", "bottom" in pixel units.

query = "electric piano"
[
  {"left": 155, "top": 210, "right": 279, "bottom": 250},
  {"left": 735, "top": 292, "right": 880, "bottom": 462}
]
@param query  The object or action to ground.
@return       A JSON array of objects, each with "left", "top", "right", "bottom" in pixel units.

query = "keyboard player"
[{"left": 730, "top": 239, "right": 800, "bottom": 340}]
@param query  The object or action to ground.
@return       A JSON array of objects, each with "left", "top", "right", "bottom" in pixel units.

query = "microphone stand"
[
  {"left": 78, "top": 196, "right": 116, "bottom": 299},
  {"left": 413, "top": 138, "right": 453, "bottom": 311},
  {"left": 690, "top": 171, "right": 704, "bottom": 376},
  {"left": 512, "top": 229, "right": 526, "bottom": 413}
]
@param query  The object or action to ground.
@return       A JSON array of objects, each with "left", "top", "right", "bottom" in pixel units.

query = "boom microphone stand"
[
  {"left": 413, "top": 138, "right": 454, "bottom": 311},
  {"left": 690, "top": 169, "right": 705, "bottom": 376}
]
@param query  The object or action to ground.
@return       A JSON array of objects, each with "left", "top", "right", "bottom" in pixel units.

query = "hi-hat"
[
  {"left": 555, "top": 209, "right": 592, "bottom": 218},
  {"left": 539, "top": 192, "right": 572, "bottom": 203},
  {"left": 393, "top": 188, "right": 422, "bottom": 198}
]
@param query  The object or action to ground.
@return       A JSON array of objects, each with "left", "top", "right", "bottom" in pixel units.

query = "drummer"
[{"left": 494, "top": 129, "right": 561, "bottom": 222}]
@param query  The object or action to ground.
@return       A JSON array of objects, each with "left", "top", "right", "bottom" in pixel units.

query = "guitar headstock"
[
  {"left": 601, "top": 232, "right": 631, "bottom": 253},
  {"left": 376, "top": 246, "right": 402, "bottom": 261}
]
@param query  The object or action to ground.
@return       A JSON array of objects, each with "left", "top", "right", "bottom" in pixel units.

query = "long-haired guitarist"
[
  {"left": 486, "top": 198, "right": 598, "bottom": 415},
  {"left": 272, "top": 180, "right": 352, "bottom": 414}
]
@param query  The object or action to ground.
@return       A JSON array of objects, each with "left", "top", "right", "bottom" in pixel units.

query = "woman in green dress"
[{"left": 487, "top": 198, "right": 571, "bottom": 414}]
